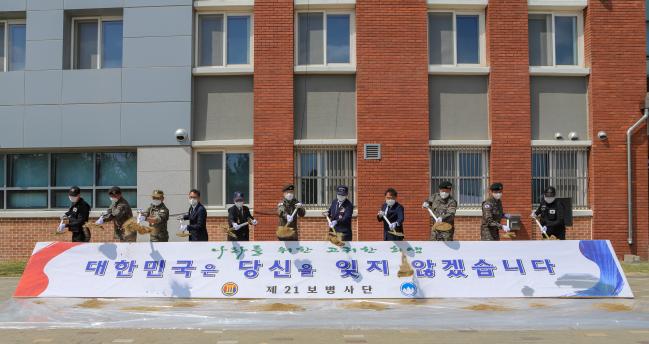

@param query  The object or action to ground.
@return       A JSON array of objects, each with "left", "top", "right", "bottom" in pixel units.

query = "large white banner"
[{"left": 14, "top": 240, "right": 633, "bottom": 298}]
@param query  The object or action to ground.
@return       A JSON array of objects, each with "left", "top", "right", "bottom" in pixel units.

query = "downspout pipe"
[{"left": 626, "top": 95, "right": 649, "bottom": 245}]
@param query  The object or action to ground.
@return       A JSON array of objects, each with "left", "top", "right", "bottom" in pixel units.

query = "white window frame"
[
  {"left": 427, "top": 10, "right": 486, "bottom": 67},
  {"left": 194, "top": 12, "right": 254, "bottom": 71},
  {"left": 0, "top": 19, "right": 26, "bottom": 72},
  {"left": 294, "top": 10, "right": 356, "bottom": 72},
  {"left": 193, "top": 148, "right": 254, "bottom": 209},
  {"left": 528, "top": 11, "right": 584, "bottom": 68},
  {"left": 70, "top": 16, "right": 123, "bottom": 70}
]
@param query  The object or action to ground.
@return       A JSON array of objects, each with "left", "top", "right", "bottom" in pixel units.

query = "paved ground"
[{"left": 1, "top": 274, "right": 648, "bottom": 343}]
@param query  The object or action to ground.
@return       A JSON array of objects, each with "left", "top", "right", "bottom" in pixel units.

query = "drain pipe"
[{"left": 626, "top": 95, "right": 649, "bottom": 245}]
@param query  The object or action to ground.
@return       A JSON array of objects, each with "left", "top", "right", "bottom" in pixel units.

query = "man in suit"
[
  {"left": 377, "top": 188, "right": 405, "bottom": 241},
  {"left": 325, "top": 185, "right": 354, "bottom": 241},
  {"left": 181, "top": 189, "right": 208, "bottom": 242},
  {"left": 227, "top": 191, "right": 257, "bottom": 241}
]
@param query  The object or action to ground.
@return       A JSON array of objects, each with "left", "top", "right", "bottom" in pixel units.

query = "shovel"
[
  {"left": 425, "top": 207, "right": 453, "bottom": 231},
  {"left": 502, "top": 218, "right": 517, "bottom": 239},
  {"left": 176, "top": 218, "right": 191, "bottom": 238},
  {"left": 277, "top": 207, "right": 299, "bottom": 239},
  {"left": 382, "top": 206, "right": 404, "bottom": 238},
  {"left": 325, "top": 214, "right": 345, "bottom": 247},
  {"left": 533, "top": 216, "right": 556, "bottom": 240}
]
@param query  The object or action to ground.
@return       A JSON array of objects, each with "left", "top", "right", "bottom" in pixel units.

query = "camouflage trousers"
[
  {"left": 115, "top": 226, "right": 137, "bottom": 242},
  {"left": 481, "top": 227, "right": 500, "bottom": 241},
  {"left": 431, "top": 228, "right": 455, "bottom": 241},
  {"left": 150, "top": 230, "right": 169, "bottom": 242}
]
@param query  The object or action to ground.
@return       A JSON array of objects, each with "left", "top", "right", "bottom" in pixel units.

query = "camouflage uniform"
[
  {"left": 425, "top": 193, "right": 457, "bottom": 241},
  {"left": 277, "top": 198, "right": 306, "bottom": 241},
  {"left": 480, "top": 197, "right": 504, "bottom": 241},
  {"left": 142, "top": 202, "right": 170, "bottom": 242},
  {"left": 105, "top": 197, "right": 135, "bottom": 242}
]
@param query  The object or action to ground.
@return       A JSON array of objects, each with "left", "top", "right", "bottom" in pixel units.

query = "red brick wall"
[
  {"left": 252, "top": 0, "right": 295, "bottom": 241},
  {"left": 355, "top": 0, "right": 431, "bottom": 241},
  {"left": 585, "top": 0, "right": 649, "bottom": 258},
  {"left": 487, "top": 0, "right": 533, "bottom": 240}
]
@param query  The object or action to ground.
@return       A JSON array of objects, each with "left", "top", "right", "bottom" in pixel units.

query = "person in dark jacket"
[
  {"left": 61, "top": 186, "right": 91, "bottom": 242},
  {"left": 377, "top": 188, "right": 405, "bottom": 241},
  {"left": 325, "top": 185, "right": 354, "bottom": 241},
  {"left": 182, "top": 189, "right": 208, "bottom": 241},
  {"left": 227, "top": 191, "right": 257, "bottom": 241},
  {"left": 534, "top": 186, "right": 567, "bottom": 240}
]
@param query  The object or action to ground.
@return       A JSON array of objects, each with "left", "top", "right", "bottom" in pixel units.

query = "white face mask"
[
  {"left": 337, "top": 195, "right": 347, "bottom": 202},
  {"left": 544, "top": 196, "right": 555, "bottom": 204},
  {"left": 235, "top": 201, "right": 244, "bottom": 208},
  {"left": 189, "top": 198, "right": 198, "bottom": 206},
  {"left": 151, "top": 200, "right": 162, "bottom": 206},
  {"left": 69, "top": 196, "right": 79, "bottom": 203},
  {"left": 386, "top": 199, "right": 396, "bottom": 207},
  {"left": 492, "top": 193, "right": 502, "bottom": 200},
  {"left": 110, "top": 197, "right": 118, "bottom": 203},
  {"left": 284, "top": 193, "right": 294, "bottom": 201},
  {"left": 439, "top": 191, "right": 450, "bottom": 199}
]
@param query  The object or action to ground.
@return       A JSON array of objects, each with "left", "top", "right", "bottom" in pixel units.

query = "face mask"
[
  {"left": 110, "top": 197, "right": 118, "bottom": 203},
  {"left": 337, "top": 195, "right": 347, "bottom": 202},
  {"left": 284, "top": 193, "right": 294, "bottom": 201},
  {"left": 69, "top": 196, "right": 79, "bottom": 203},
  {"left": 235, "top": 201, "right": 244, "bottom": 208},
  {"left": 189, "top": 198, "right": 198, "bottom": 206},
  {"left": 152, "top": 200, "right": 161, "bottom": 206},
  {"left": 439, "top": 192, "right": 450, "bottom": 199},
  {"left": 492, "top": 193, "right": 502, "bottom": 200},
  {"left": 544, "top": 196, "right": 555, "bottom": 204},
  {"left": 386, "top": 199, "right": 396, "bottom": 207}
]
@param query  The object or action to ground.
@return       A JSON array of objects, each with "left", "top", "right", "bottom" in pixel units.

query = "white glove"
[
  {"left": 378, "top": 210, "right": 385, "bottom": 218},
  {"left": 95, "top": 217, "right": 104, "bottom": 225},
  {"left": 530, "top": 210, "right": 537, "bottom": 218},
  {"left": 435, "top": 216, "right": 442, "bottom": 223},
  {"left": 252, "top": 219, "right": 258, "bottom": 225},
  {"left": 287, "top": 215, "right": 294, "bottom": 223},
  {"left": 504, "top": 213, "right": 511, "bottom": 219},
  {"left": 60, "top": 214, "right": 67, "bottom": 220},
  {"left": 296, "top": 202, "right": 304, "bottom": 209},
  {"left": 502, "top": 224, "right": 511, "bottom": 232},
  {"left": 389, "top": 222, "right": 398, "bottom": 230},
  {"left": 541, "top": 226, "right": 547, "bottom": 234},
  {"left": 137, "top": 214, "right": 146, "bottom": 225},
  {"left": 422, "top": 202, "right": 429, "bottom": 209},
  {"left": 232, "top": 223, "right": 241, "bottom": 230},
  {"left": 57, "top": 223, "right": 67, "bottom": 233},
  {"left": 330, "top": 220, "right": 338, "bottom": 228},
  {"left": 180, "top": 224, "right": 188, "bottom": 231}
]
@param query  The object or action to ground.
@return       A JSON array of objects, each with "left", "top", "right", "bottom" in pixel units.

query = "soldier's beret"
[
  {"left": 490, "top": 182, "right": 503, "bottom": 191},
  {"left": 282, "top": 184, "right": 295, "bottom": 192},
  {"left": 108, "top": 186, "right": 122, "bottom": 195},
  {"left": 438, "top": 181, "right": 453, "bottom": 189}
]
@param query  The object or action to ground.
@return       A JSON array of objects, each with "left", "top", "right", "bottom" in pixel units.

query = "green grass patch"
[
  {"left": 0, "top": 260, "right": 27, "bottom": 277},
  {"left": 621, "top": 262, "right": 649, "bottom": 275}
]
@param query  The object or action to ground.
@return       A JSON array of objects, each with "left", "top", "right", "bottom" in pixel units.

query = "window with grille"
[
  {"left": 295, "top": 146, "right": 356, "bottom": 208},
  {"left": 430, "top": 146, "right": 489, "bottom": 208},
  {"left": 532, "top": 146, "right": 588, "bottom": 209}
]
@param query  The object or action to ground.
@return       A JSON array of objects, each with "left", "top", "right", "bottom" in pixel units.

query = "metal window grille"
[
  {"left": 430, "top": 146, "right": 490, "bottom": 208},
  {"left": 295, "top": 146, "right": 356, "bottom": 208},
  {"left": 532, "top": 146, "right": 588, "bottom": 209}
]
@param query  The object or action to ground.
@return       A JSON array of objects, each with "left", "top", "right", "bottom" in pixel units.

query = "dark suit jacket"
[
  {"left": 327, "top": 199, "right": 353, "bottom": 234},
  {"left": 184, "top": 203, "right": 208, "bottom": 241},
  {"left": 376, "top": 202, "right": 405, "bottom": 234}
]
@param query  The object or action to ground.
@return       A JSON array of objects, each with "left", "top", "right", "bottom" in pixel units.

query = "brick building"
[{"left": 0, "top": 0, "right": 647, "bottom": 261}]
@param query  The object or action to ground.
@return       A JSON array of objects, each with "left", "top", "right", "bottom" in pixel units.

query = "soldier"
[
  {"left": 533, "top": 186, "right": 567, "bottom": 240},
  {"left": 325, "top": 185, "right": 354, "bottom": 241},
  {"left": 60, "top": 186, "right": 92, "bottom": 242},
  {"left": 96, "top": 186, "right": 135, "bottom": 242},
  {"left": 277, "top": 184, "right": 306, "bottom": 241},
  {"left": 181, "top": 189, "right": 209, "bottom": 242},
  {"left": 377, "top": 188, "right": 405, "bottom": 241},
  {"left": 480, "top": 183, "right": 510, "bottom": 241},
  {"left": 423, "top": 181, "right": 458, "bottom": 241},
  {"left": 140, "top": 190, "right": 170, "bottom": 242},
  {"left": 228, "top": 191, "right": 257, "bottom": 241}
]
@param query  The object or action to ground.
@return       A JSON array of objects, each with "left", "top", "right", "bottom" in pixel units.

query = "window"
[
  {"left": 430, "top": 147, "right": 489, "bottom": 208},
  {"left": 295, "top": 146, "right": 356, "bottom": 208},
  {"left": 0, "top": 20, "right": 26, "bottom": 72},
  {"left": 529, "top": 14, "right": 580, "bottom": 67},
  {"left": 196, "top": 13, "right": 252, "bottom": 67},
  {"left": 532, "top": 146, "right": 588, "bottom": 209},
  {"left": 428, "top": 12, "right": 484, "bottom": 66},
  {"left": 0, "top": 152, "right": 136, "bottom": 210},
  {"left": 196, "top": 151, "right": 251, "bottom": 207},
  {"left": 296, "top": 11, "right": 354, "bottom": 66},
  {"left": 72, "top": 17, "right": 123, "bottom": 69}
]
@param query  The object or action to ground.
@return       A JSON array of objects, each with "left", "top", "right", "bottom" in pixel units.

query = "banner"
[{"left": 14, "top": 240, "right": 633, "bottom": 298}]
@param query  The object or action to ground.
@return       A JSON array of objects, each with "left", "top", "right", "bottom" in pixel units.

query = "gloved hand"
[
  {"left": 287, "top": 215, "right": 294, "bottom": 223},
  {"left": 422, "top": 202, "right": 429, "bottom": 209},
  {"left": 378, "top": 210, "right": 385, "bottom": 218},
  {"left": 95, "top": 216, "right": 104, "bottom": 225},
  {"left": 137, "top": 214, "right": 146, "bottom": 224},
  {"left": 530, "top": 210, "right": 537, "bottom": 219},
  {"left": 252, "top": 219, "right": 258, "bottom": 225},
  {"left": 330, "top": 220, "right": 338, "bottom": 228},
  {"left": 502, "top": 224, "right": 511, "bottom": 232},
  {"left": 57, "top": 223, "right": 67, "bottom": 233},
  {"left": 296, "top": 202, "right": 304, "bottom": 209},
  {"left": 541, "top": 226, "right": 547, "bottom": 234},
  {"left": 232, "top": 223, "right": 241, "bottom": 230},
  {"left": 60, "top": 214, "right": 67, "bottom": 220},
  {"left": 504, "top": 213, "right": 511, "bottom": 219},
  {"left": 389, "top": 222, "right": 398, "bottom": 230},
  {"left": 435, "top": 216, "right": 442, "bottom": 223},
  {"left": 180, "top": 224, "right": 188, "bottom": 231}
]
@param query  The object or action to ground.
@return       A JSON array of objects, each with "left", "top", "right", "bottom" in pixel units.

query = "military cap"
[
  {"left": 152, "top": 189, "right": 164, "bottom": 198},
  {"left": 438, "top": 181, "right": 453, "bottom": 189},
  {"left": 68, "top": 186, "right": 81, "bottom": 196},
  {"left": 336, "top": 185, "right": 349, "bottom": 196},
  {"left": 282, "top": 184, "right": 295, "bottom": 192},
  {"left": 544, "top": 186, "right": 556, "bottom": 197},
  {"left": 108, "top": 186, "right": 122, "bottom": 195},
  {"left": 490, "top": 182, "right": 504, "bottom": 191}
]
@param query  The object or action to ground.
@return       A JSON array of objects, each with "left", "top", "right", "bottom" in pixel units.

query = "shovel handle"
[
  {"left": 426, "top": 207, "right": 440, "bottom": 222},
  {"left": 533, "top": 216, "right": 550, "bottom": 239}
]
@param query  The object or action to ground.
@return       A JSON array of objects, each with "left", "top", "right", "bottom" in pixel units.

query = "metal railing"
[
  {"left": 295, "top": 145, "right": 356, "bottom": 208},
  {"left": 532, "top": 146, "right": 589, "bottom": 209},
  {"left": 430, "top": 146, "right": 490, "bottom": 208}
]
